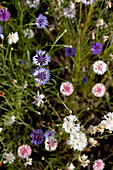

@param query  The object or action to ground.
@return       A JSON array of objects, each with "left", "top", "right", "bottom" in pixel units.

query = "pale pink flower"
[
  {"left": 93, "top": 159, "right": 105, "bottom": 170},
  {"left": 18, "top": 145, "right": 32, "bottom": 159},
  {"left": 92, "top": 83, "right": 105, "bottom": 97},
  {"left": 60, "top": 82, "right": 74, "bottom": 96}
]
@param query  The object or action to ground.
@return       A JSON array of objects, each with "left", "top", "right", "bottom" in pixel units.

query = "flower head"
[
  {"left": 101, "top": 112, "right": 113, "bottom": 131},
  {"left": 45, "top": 130, "right": 55, "bottom": 138},
  {"left": 5, "top": 115, "right": 15, "bottom": 126},
  {"left": 92, "top": 83, "right": 106, "bottom": 97},
  {"left": 33, "top": 91, "right": 45, "bottom": 107},
  {"left": 0, "top": 8, "right": 10, "bottom": 21},
  {"left": 26, "top": 0, "right": 40, "bottom": 8},
  {"left": 3, "top": 152, "right": 15, "bottom": 164},
  {"left": 93, "top": 61, "right": 107, "bottom": 75},
  {"left": 23, "top": 28, "right": 34, "bottom": 39},
  {"left": 65, "top": 46, "right": 76, "bottom": 57},
  {"left": 0, "top": 24, "right": 3, "bottom": 37},
  {"left": 36, "top": 14, "right": 48, "bottom": 29},
  {"left": 18, "top": 145, "right": 32, "bottom": 159},
  {"left": 60, "top": 82, "right": 74, "bottom": 96},
  {"left": 24, "top": 157, "right": 32, "bottom": 167},
  {"left": 78, "top": 154, "right": 90, "bottom": 167},
  {"left": 32, "top": 67, "right": 51, "bottom": 85},
  {"left": 63, "top": 7, "right": 75, "bottom": 19},
  {"left": 67, "top": 163, "right": 75, "bottom": 170},
  {"left": 82, "top": 77, "right": 87, "bottom": 83},
  {"left": 82, "top": 0, "right": 95, "bottom": 5},
  {"left": 45, "top": 136, "right": 58, "bottom": 151},
  {"left": 30, "top": 129, "right": 44, "bottom": 145},
  {"left": 91, "top": 42, "right": 103, "bottom": 55},
  {"left": 7, "top": 32, "right": 19, "bottom": 44},
  {"left": 33, "top": 50, "right": 51, "bottom": 66},
  {"left": 93, "top": 159, "right": 105, "bottom": 170}
]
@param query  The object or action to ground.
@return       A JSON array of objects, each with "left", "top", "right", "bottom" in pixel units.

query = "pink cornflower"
[
  {"left": 93, "top": 159, "right": 105, "bottom": 170},
  {"left": 60, "top": 82, "right": 74, "bottom": 96},
  {"left": 92, "top": 83, "right": 105, "bottom": 97},
  {"left": 18, "top": 145, "right": 32, "bottom": 159}
]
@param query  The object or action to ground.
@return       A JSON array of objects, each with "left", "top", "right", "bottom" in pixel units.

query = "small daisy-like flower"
[
  {"left": 93, "top": 159, "right": 105, "bottom": 170},
  {"left": 26, "top": 0, "right": 40, "bottom": 8},
  {"left": 62, "top": 114, "right": 80, "bottom": 133},
  {"left": 36, "top": 14, "right": 48, "bottom": 29},
  {"left": 63, "top": 7, "right": 75, "bottom": 19},
  {"left": 96, "top": 18, "right": 104, "bottom": 27},
  {"left": 101, "top": 112, "right": 113, "bottom": 131},
  {"left": 0, "top": 24, "right": 3, "bottom": 37},
  {"left": 32, "top": 67, "right": 51, "bottom": 85},
  {"left": 45, "top": 136, "right": 58, "bottom": 151},
  {"left": 45, "top": 130, "right": 55, "bottom": 138},
  {"left": 102, "top": 35, "right": 109, "bottom": 42},
  {"left": 18, "top": 145, "right": 32, "bottom": 159},
  {"left": 60, "top": 82, "right": 74, "bottom": 96},
  {"left": 78, "top": 154, "right": 90, "bottom": 168},
  {"left": 3, "top": 152, "right": 15, "bottom": 164},
  {"left": 33, "top": 50, "right": 51, "bottom": 66},
  {"left": 33, "top": 91, "right": 45, "bottom": 107},
  {"left": 88, "top": 125, "right": 97, "bottom": 135},
  {"left": 82, "top": 0, "right": 95, "bottom": 5},
  {"left": 5, "top": 115, "right": 15, "bottom": 125},
  {"left": 24, "top": 157, "right": 32, "bottom": 167},
  {"left": 89, "top": 138, "right": 97, "bottom": 147},
  {"left": 91, "top": 42, "right": 103, "bottom": 55},
  {"left": 65, "top": 46, "right": 76, "bottom": 57},
  {"left": 7, "top": 32, "right": 19, "bottom": 44},
  {"left": 67, "top": 163, "right": 75, "bottom": 170},
  {"left": 23, "top": 28, "right": 34, "bottom": 39},
  {"left": 30, "top": 129, "right": 45, "bottom": 145},
  {"left": 92, "top": 83, "right": 106, "bottom": 97},
  {"left": 92, "top": 61, "right": 107, "bottom": 75},
  {"left": 0, "top": 8, "right": 10, "bottom": 21},
  {"left": 68, "top": 131, "right": 88, "bottom": 151}
]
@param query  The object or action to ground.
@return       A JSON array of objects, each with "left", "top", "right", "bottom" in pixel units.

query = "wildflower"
[
  {"left": 30, "top": 129, "right": 45, "bottom": 145},
  {"left": 33, "top": 91, "right": 45, "bottom": 107},
  {"left": 89, "top": 138, "right": 97, "bottom": 147},
  {"left": 88, "top": 125, "right": 97, "bottom": 135},
  {"left": 91, "top": 42, "right": 103, "bottom": 55},
  {"left": 96, "top": 18, "right": 104, "bottom": 27},
  {"left": 45, "top": 130, "right": 55, "bottom": 138},
  {"left": 62, "top": 114, "right": 80, "bottom": 133},
  {"left": 102, "top": 35, "right": 109, "bottom": 42},
  {"left": 20, "top": 59, "right": 24, "bottom": 65},
  {"left": 32, "top": 67, "right": 51, "bottom": 85},
  {"left": 82, "top": 0, "right": 95, "bottom": 5},
  {"left": 22, "top": 81, "right": 28, "bottom": 89},
  {"left": 105, "top": 1, "right": 111, "bottom": 8},
  {"left": 68, "top": 1, "right": 75, "bottom": 10},
  {"left": 33, "top": 50, "right": 51, "bottom": 66},
  {"left": 101, "top": 112, "right": 113, "bottom": 131},
  {"left": 45, "top": 136, "right": 58, "bottom": 151},
  {"left": 82, "top": 77, "right": 87, "bottom": 83},
  {"left": 93, "top": 159, "right": 105, "bottom": 170},
  {"left": 3, "top": 152, "right": 15, "bottom": 164},
  {"left": 0, "top": 34, "right": 4, "bottom": 40},
  {"left": 23, "top": 28, "right": 34, "bottom": 39},
  {"left": 63, "top": 7, "right": 75, "bottom": 19},
  {"left": 97, "top": 123, "right": 106, "bottom": 134},
  {"left": 68, "top": 131, "right": 88, "bottom": 151},
  {"left": 60, "top": 82, "right": 74, "bottom": 96},
  {"left": 26, "top": 0, "right": 40, "bottom": 8},
  {"left": 65, "top": 46, "right": 76, "bottom": 57},
  {"left": 75, "top": 0, "right": 81, "bottom": 2},
  {"left": 0, "top": 24, "right": 3, "bottom": 37},
  {"left": 24, "top": 157, "right": 32, "bottom": 167},
  {"left": 92, "top": 61, "right": 107, "bottom": 75},
  {"left": 7, "top": 32, "right": 19, "bottom": 44},
  {"left": 36, "top": 14, "right": 48, "bottom": 29},
  {"left": 0, "top": 8, "right": 10, "bottom": 21},
  {"left": 92, "top": 83, "right": 106, "bottom": 97},
  {"left": 11, "top": 79, "right": 18, "bottom": 84},
  {"left": 5, "top": 115, "right": 15, "bottom": 125},
  {"left": 67, "top": 163, "right": 75, "bottom": 170},
  {"left": 48, "top": 24, "right": 55, "bottom": 32},
  {"left": 0, "top": 127, "right": 2, "bottom": 132},
  {"left": 78, "top": 154, "right": 90, "bottom": 167},
  {"left": 18, "top": 145, "right": 32, "bottom": 159}
]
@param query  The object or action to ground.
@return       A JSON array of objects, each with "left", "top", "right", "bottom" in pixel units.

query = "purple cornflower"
[
  {"left": 82, "top": 0, "right": 95, "bottom": 5},
  {"left": 65, "top": 46, "right": 76, "bottom": 57},
  {"left": 36, "top": 14, "right": 48, "bottom": 29},
  {"left": 45, "top": 130, "right": 55, "bottom": 138},
  {"left": 91, "top": 42, "right": 103, "bottom": 55},
  {"left": 82, "top": 77, "right": 87, "bottom": 83},
  {"left": 20, "top": 59, "right": 24, "bottom": 65},
  {"left": 32, "top": 67, "right": 51, "bottom": 85},
  {"left": 0, "top": 24, "right": 3, "bottom": 37},
  {"left": 0, "top": 8, "right": 10, "bottom": 21},
  {"left": 33, "top": 50, "right": 51, "bottom": 66},
  {"left": 30, "top": 129, "right": 44, "bottom": 145}
]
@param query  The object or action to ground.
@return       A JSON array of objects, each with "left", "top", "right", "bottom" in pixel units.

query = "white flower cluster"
[{"left": 63, "top": 1, "right": 75, "bottom": 19}]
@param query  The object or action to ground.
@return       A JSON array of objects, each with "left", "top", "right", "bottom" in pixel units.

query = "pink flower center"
[
  {"left": 65, "top": 85, "right": 70, "bottom": 92},
  {"left": 97, "top": 162, "right": 101, "bottom": 167},
  {"left": 98, "top": 65, "right": 102, "bottom": 70},
  {"left": 22, "top": 148, "right": 28, "bottom": 155},
  {"left": 49, "top": 141, "right": 54, "bottom": 147},
  {"left": 97, "top": 87, "right": 101, "bottom": 93}
]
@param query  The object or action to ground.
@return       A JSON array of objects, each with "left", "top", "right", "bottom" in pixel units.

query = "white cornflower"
[
  {"left": 5, "top": 115, "right": 16, "bottom": 126},
  {"left": 89, "top": 138, "right": 97, "bottom": 147},
  {"left": 62, "top": 115, "right": 80, "bottom": 134},
  {"left": 68, "top": 131, "right": 88, "bottom": 151},
  {"left": 24, "top": 157, "right": 32, "bottom": 167},
  {"left": 92, "top": 61, "right": 107, "bottom": 75},
  {"left": 63, "top": 7, "right": 75, "bottom": 19},
  {"left": 45, "top": 136, "right": 58, "bottom": 151},
  {"left": 96, "top": 18, "right": 104, "bottom": 27},
  {"left": 23, "top": 28, "right": 34, "bottom": 39},
  {"left": 78, "top": 154, "right": 90, "bottom": 167},
  {"left": 92, "top": 83, "right": 106, "bottom": 97},
  {"left": 88, "top": 125, "right": 97, "bottom": 135},
  {"left": 67, "top": 163, "right": 75, "bottom": 170},
  {"left": 68, "top": 1, "right": 75, "bottom": 10},
  {"left": 101, "top": 112, "right": 113, "bottom": 131},
  {"left": 26, "top": 0, "right": 40, "bottom": 8},
  {"left": 3, "top": 152, "right": 15, "bottom": 164},
  {"left": 7, "top": 32, "right": 19, "bottom": 44},
  {"left": 33, "top": 91, "right": 45, "bottom": 107}
]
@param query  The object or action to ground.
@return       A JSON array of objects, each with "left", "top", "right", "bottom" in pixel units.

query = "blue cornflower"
[
  {"left": 20, "top": 59, "right": 24, "bottom": 65},
  {"left": 82, "top": 77, "right": 87, "bottom": 83},
  {"left": 36, "top": 14, "right": 48, "bottom": 29},
  {"left": 30, "top": 129, "right": 44, "bottom": 145},
  {"left": 33, "top": 50, "right": 51, "bottom": 66},
  {"left": 45, "top": 130, "right": 55, "bottom": 138},
  {"left": 32, "top": 67, "right": 51, "bottom": 85},
  {"left": 0, "top": 24, "right": 3, "bottom": 37},
  {"left": 91, "top": 42, "right": 103, "bottom": 55},
  {"left": 65, "top": 46, "right": 76, "bottom": 57}
]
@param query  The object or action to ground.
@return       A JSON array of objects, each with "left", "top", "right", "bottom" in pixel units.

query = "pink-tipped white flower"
[
  {"left": 18, "top": 145, "right": 32, "bottom": 159},
  {"left": 93, "top": 159, "right": 105, "bottom": 170},
  {"left": 78, "top": 154, "right": 90, "bottom": 167},
  {"left": 45, "top": 136, "right": 58, "bottom": 151},
  {"left": 92, "top": 61, "right": 107, "bottom": 75},
  {"left": 92, "top": 83, "right": 106, "bottom": 97},
  {"left": 60, "top": 82, "right": 74, "bottom": 96},
  {"left": 7, "top": 32, "right": 19, "bottom": 44}
]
